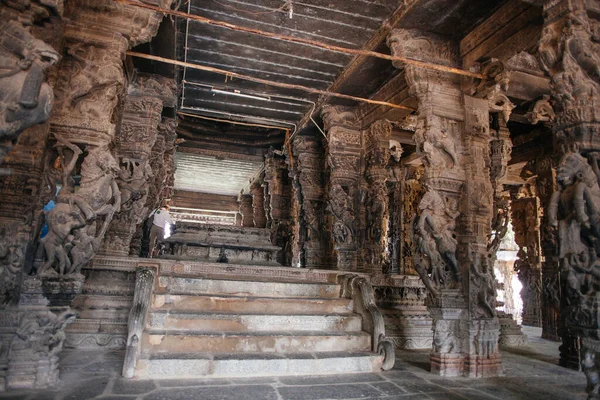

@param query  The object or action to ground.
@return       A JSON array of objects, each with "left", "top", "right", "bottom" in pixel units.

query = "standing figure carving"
[
  {"left": 328, "top": 184, "right": 355, "bottom": 246},
  {"left": 413, "top": 184, "right": 461, "bottom": 295}
]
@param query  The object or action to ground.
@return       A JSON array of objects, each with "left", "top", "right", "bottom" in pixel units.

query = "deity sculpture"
[
  {"left": 413, "top": 184, "right": 461, "bottom": 295},
  {"left": 327, "top": 184, "right": 355, "bottom": 246}
]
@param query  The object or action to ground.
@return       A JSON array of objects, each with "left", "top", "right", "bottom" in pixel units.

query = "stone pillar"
[
  {"left": 264, "top": 150, "right": 293, "bottom": 266},
  {"left": 250, "top": 177, "right": 267, "bottom": 229},
  {"left": 396, "top": 166, "right": 425, "bottom": 276},
  {"left": 511, "top": 196, "right": 543, "bottom": 327},
  {"left": 364, "top": 120, "right": 392, "bottom": 274},
  {"left": 322, "top": 106, "right": 362, "bottom": 271},
  {"left": 102, "top": 74, "right": 176, "bottom": 256},
  {"left": 137, "top": 118, "right": 178, "bottom": 256},
  {"left": 238, "top": 194, "right": 254, "bottom": 228},
  {"left": 388, "top": 29, "right": 501, "bottom": 377},
  {"left": 36, "top": 0, "right": 172, "bottom": 276},
  {"left": 537, "top": 0, "right": 600, "bottom": 382},
  {"left": 0, "top": 0, "right": 64, "bottom": 305},
  {"left": 292, "top": 135, "right": 331, "bottom": 268},
  {"left": 532, "top": 156, "right": 562, "bottom": 341}
]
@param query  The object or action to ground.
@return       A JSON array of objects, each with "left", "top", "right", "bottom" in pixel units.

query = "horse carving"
[{"left": 37, "top": 145, "right": 121, "bottom": 275}]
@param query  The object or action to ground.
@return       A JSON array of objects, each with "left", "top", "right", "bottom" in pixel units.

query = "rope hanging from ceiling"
[{"left": 114, "top": 0, "right": 484, "bottom": 80}]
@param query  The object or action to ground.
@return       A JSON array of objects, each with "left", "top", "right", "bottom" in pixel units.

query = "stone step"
[
  {"left": 157, "top": 275, "right": 340, "bottom": 298},
  {"left": 142, "top": 330, "right": 371, "bottom": 354},
  {"left": 153, "top": 293, "right": 353, "bottom": 315},
  {"left": 147, "top": 311, "right": 363, "bottom": 333},
  {"left": 65, "top": 332, "right": 127, "bottom": 349},
  {"left": 66, "top": 318, "right": 127, "bottom": 334},
  {"left": 71, "top": 294, "right": 133, "bottom": 310},
  {"left": 75, "top": 309, "right": 130, "bottom": 321},
  {"left": 135, "top": 351, "right": 383, "bottom": 379}
]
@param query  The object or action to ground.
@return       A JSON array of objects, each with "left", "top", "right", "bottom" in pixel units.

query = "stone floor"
[{"left": 0, "top": 327, "right": 588, "bottom": 400}]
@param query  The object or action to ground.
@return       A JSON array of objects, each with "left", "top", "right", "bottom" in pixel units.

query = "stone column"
[
  {"left": 533, "top": 157, "right": 561, "bottom": 341},
  {"left": 511, "top": 196, "right": 543, "bottom": 327},
  {"left": 292, "top": 134, "right": 331, "bottom": 268},
  {"left": 322, "top": 106, "right": 362, "bottom": 271},
  {"left": 537, "top": 0, "right": 600, "bottom": 382},
  {"left": 0, "top": 0, "right": 64, "bottom": 305},
  {"left": 102, "top": 74, "right": 176, "bottom": 256},
  {"left": 238, "top": 194, "right": 254, "bottom": 228},
  {"left": 36, "top": 0, "right": 172, "bottom": 275},
  {"left": 396, "top": 165, "right": 425, "bottom": 276},
  {"left": 364, "top": 120, "right": 392, "bottom": 274},
  {"left": 388, "top": 29, "right": 501, "bottom": 377},
  {"left": 250, "top": 177, "right": 267, "bottom": 229},
  {"left": 136, "top": 118, "right": 178, "bottom": 256},
  {"left": 264, "top": 150, "right": 293, "bottom": 266}
]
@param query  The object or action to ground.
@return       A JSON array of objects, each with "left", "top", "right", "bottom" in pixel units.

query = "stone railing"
[
  {"left": 339, "top": 274, "right": 395, "bottom": 370},
  {"left": 122, "top": 263, "right": 157, "bottom": 378}
]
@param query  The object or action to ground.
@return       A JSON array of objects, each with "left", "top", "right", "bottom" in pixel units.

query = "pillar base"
[
  {"left": 465, "top": 353, "right": 503, "bottom": 378},
  {"left": 430, "top": 353, "right": 464, "bottom": 377}
]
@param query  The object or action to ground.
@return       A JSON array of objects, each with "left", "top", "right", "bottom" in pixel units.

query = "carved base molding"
[
  {"left": 426, "top": 290, "right": 502, "bottom": 377},
  {"left": 3, "top": 276, "right": 75, "bottom": 390},
  {"left": 431, "top": 353, "right": 465, "bottom": 377},
  {"left": 498, "top": 313, "right": 529, "bottom": 348}
]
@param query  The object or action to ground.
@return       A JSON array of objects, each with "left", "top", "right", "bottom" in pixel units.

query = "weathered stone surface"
[{"left": 162, "top": 223, "right": 280, "bottom": 266}]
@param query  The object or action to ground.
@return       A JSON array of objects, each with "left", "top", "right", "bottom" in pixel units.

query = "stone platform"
[{"left": 162, "top": 223, "right": 281, "bottom": 265}]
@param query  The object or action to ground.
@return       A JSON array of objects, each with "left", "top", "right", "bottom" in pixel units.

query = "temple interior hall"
[{"left": 0, "top": 0, "right": 599, "bottom": 399}]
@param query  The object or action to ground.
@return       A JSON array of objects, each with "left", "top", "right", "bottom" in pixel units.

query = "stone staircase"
[{"left": 124, "top": 261, "right": 395, "bottom": 379}]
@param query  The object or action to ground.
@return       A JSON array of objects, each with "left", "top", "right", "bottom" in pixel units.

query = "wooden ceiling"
[
  {"left": 179, "top": 0, "right": 401, "bottom": 128},
  {"left": 171, "top": 0, "right": 539, "bottom": 196}
]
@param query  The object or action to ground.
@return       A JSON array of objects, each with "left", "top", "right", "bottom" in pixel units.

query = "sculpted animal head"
[{"left": 556, "top": 152, "right": 598, "bottom": 188}]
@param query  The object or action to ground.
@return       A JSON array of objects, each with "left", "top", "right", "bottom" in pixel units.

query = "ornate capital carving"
[
  {"left": 538, "top": 2, "right": 600, "bottom": 149},
  {"left": 387, "top": 29, "right": 459, "bottom": 68}
]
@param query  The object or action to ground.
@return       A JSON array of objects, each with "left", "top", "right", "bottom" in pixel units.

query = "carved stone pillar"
[
  {"left": 396, "top": 166, "right": 425, "bottom": 276},
  {"left": 530, "top": 157, "right": 561, "bottom": 340},
  {"left": 250, "top": 177, "right": 267, "bottom": 229},
  {"left": 264, "top": 150, "right": 293, "bottom": 266},
  {"left": 364, "top": 120, "right": 392, "bottom": 274},
  {"left": 238, "top": 194, "right": 254, "bottom": 228},
  {"left": 388, "top": 29, "right": 501, "bottom": 377},
  {"left": 136, "top": 118, "right": 178, "bottom": 256},
  {"left": 36, "top": 0, "right": 172, "bottom": 276},
  {"left": 0, "top": 0, "right": 64, "bottom": 304},
  {"left": 102, "top": 74, "right": 176, "bottom": 256},
  {"left": 537, "top": 0, "right": 600, "bottom": 382},
  {"left": 322, "top": 106, "right": 361, "bottom": 271},
  {"left": 511, "top": 196, "right": 543, "bottom": 327},
  {"left": 292, "top": 135, "right": 331, "bottom": 268}
]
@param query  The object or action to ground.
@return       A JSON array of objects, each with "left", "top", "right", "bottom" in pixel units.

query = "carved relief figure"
[
  {"left": 414, "top": 116, "right": 458, "bottom": 169},
  {"left": 54, "top": 42, "right": 125, "bottom": 123},
  {"left": 538, "top": 10, "right": 600, "bottom": 128},
  {"left": 328, "top": 184, "right": 355, "bottom": 246},
  {"left": 433, "top": 320, "right": 459, "bottom": 354},
  {"left": 413, "top": 184, "right": 461, "bottom": 294},
  {"left": 471, "top": 251, "right": 497, "bottom": 318}
]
